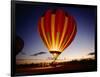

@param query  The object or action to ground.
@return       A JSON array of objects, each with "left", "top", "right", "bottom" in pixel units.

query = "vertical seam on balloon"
[
  {"left": 51, "top": 14, "right": 55, "bottom": 50},
  {"left": 59, "top": 17, "right": 68, "bottom": 51},
  {"left": 47, "top": 32, "right": 51, "bottom": 49},
  {"left": 41, "top": 17, "right": 50, "bottom": 50},
  {"left": 38, "top": 20, "right": 48, "bottom": 48},
  {"left": 44, "top": 11, "right": 52, "bottom": 49},
  {"left": 62, "top": 24, "right": 76, "bottom": 51},
  {"left": 56, "top": 32, "right": 60, "bottom": 50}
]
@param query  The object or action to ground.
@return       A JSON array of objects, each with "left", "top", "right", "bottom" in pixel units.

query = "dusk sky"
[{"left": 16, "top": 2, "right": 96, "bottom": 63}]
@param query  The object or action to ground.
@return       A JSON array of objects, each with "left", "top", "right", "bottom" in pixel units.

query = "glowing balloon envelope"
[{"left": 38, "top": 9, "right": 77, "bottom": 61}]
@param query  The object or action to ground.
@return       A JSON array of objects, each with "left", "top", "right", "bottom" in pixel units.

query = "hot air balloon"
[{"left": 38, "top": 9, "right": 77, "bottom": 63}]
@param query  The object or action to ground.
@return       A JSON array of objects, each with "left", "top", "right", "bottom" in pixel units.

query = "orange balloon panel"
[{"left": 38, "top": 9, "right": 77, "bottom": 53}]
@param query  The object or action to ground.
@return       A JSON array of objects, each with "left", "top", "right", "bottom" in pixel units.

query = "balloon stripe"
[
  {"left": 62, "top": 24, "right": 76, "bottom": 51},
  {"left": 44, "top": 10, "right": 51, "bottom": 32},
  {"left": 41, "top": 17, "right": 50, "bottom": 49},
  {"left": 47, "top": 32, "right": 51, "bottom": 48},
  {"left": 63, "top": 24, "right": 77, "bottom": 51},
  {"left": 56, "top": 32, "right": 60, "bottom": 50},
  {"left": 57, "top": 9, "right": 65, "bottom": 32},
  {"left": 38, "top": 19, "right": 49, "bottom": 50},
  {"left": 62, "top": 17, "right": 77, "bottom": 50},
  {"left": 44, "top": 10, "right": 52, "bottom": 47},
  {"left": 51, "top": 14, "right": 56, "bottom": 50},
  {"left": 60, "top": 19, "right": 69, "bottom": 50},
  {"left": 60, "top": 35, "right": 69, "bottom": 51},
  {"left": 60, "top": 16, "right": 74, "bottom": 50},
  {"left": 54, "top": 9, "right": 65, "bottom": 51},
  {"left": 59, "top": 17, "right": 68, "bottom": 50}
]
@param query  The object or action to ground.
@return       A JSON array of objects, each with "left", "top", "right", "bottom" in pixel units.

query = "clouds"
[
  {"left": 30, "top": 52, "right": 47, "bottom": 56},
  {"left": 88, "top": 52, "right": 95, "bottom": 55},
  {"left": 19, "top": 51, "right": 47, "bottom": 57},
  {"left": 20, "top": 52, "right": 26, "bottom": 55}
]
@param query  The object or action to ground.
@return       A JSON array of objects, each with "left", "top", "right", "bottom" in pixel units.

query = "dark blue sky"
[{"left": 16, "top": 2, "right": 96, "bottom": 61}]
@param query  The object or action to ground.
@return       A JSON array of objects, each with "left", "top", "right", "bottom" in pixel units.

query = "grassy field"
[{"left": 16, "top": 59, "right": 97, "bottom": 76}]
